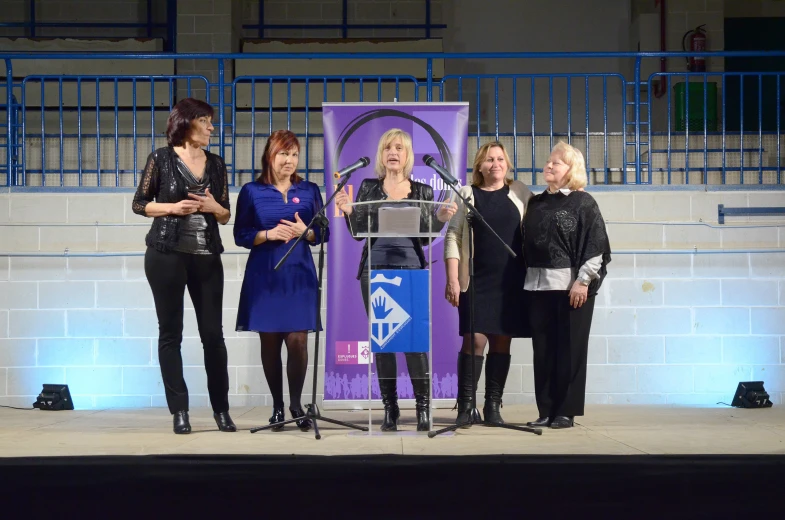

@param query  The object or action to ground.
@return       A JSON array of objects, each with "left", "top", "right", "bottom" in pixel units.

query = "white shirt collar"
[{"left": 546, "top": 187, "right": 572, "bottom": 195}]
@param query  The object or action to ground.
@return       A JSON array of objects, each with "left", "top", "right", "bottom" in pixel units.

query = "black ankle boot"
[
  {"left": 408, "top": 353, "right": 430, "bottom": 432},
  {"left": 483, "top": 353, "right": 511, "bottom": 426},
  {"left": 377, "top": 354, "right": 399, "bottom": 432},
  {"left": 173, "top": 410, "right": 191, "bottom": 434},
  {"left": 213, "top": 411, "right": 236, "bottom": 432},
  {"left": 455, "top": 353, "right": 484, "bottom": 427},
  {"left": 412, "top": 377, "right": 431, "bottom": 432},
  {"left": 379, "top": 376, "right": 399, "bottom": 431},
  {"left": 269, "top": 405, "right": 285, "bottom": 431},
  {"left": 380, "top": 392, "right": 400, "bottom": 432}
]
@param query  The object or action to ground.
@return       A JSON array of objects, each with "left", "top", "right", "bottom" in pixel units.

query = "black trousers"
[
  {"left": 145, "top": 247, "right": 230, "bottom": 414},
  {"left": 359, "top": 268, "right": 429, "bottom": 388},
  {"left": 527, "top": 290, "right": 595, "bottom": 418}
]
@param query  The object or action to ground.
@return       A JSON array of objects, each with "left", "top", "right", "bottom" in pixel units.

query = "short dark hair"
[
  {"left": 166, "top": 98, "right": 214, "bottom": 147},
  {"left": 257, "top": 130, "right": 303, "bottom": 185}
]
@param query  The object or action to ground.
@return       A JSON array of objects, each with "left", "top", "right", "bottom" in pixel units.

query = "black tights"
[
  {"left": 460, "top": 333, "right": 512, "bottom": 356},
  {"left": 259, "top": 332, "right": 309, "bottom": 409}
]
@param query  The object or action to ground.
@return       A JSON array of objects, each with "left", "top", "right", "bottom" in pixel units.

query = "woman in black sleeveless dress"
[{"left": 439, "top": 141, "right": 532, "bottom": 425}]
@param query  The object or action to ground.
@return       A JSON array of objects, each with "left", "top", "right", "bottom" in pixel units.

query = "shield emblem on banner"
[
  {"left": 370, "top": 285, "right": 412, "bottom": 348},
  {"left": 368, "top": 270, "right": 429, "bottom": 353}
]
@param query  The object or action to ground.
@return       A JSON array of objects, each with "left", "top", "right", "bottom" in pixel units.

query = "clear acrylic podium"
[{"left": 344, "top": 198, "right": 449, "bottom": 434}]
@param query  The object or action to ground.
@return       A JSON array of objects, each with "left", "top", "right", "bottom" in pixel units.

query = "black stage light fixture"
[
  {"left": 731, "top": 381, "right": 773, "bottom": 409},
  {"left": 32, "top": 384, "right": 74, "bottom": 411}
]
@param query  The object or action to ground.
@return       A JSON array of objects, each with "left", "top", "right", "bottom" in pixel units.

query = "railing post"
[
  {"left": 218, "top": 58, "right": 225, "bottom": 161},
  {"left": 342, "top": 0, "right": 348, "bottom": 38},
  {"left": 146, "top": 0, "right": 153, "bottom": 38},
  {"left": 425, "top": 0, "right": 432, "bottom": 39},
  {"left": 427, "top": 58, "right": 433, "bottom": 102},
  {"left": 634, "top": 55, "right": 641, "bottom": 184},
  {"left": 5, "top": 58, "right": 13, "bottom": 187},
  {"left": 29, "top": 0, "right": 36, "bottom": 39},
  {"left": 167, "top": 0, "right": 177, "bottom": 52}
]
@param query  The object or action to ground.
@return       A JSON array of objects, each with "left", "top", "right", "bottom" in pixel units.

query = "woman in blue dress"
[{"left": 234, "top": 130, "right": 328, "bottom": 431}]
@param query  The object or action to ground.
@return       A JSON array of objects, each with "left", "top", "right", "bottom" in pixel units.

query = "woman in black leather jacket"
[
  {"left": 335, "top": 128, "right": 443, "bottom": 432},
  {"left": 132, "top": 98, "right": 235, "bottom": 435}
]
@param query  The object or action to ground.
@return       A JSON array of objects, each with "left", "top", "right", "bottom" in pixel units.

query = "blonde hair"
[
  {"left": 471, "top": 141, "right": 514, "bottom": 187},
  {"left": 551, "top": 141, "right": 587, "bottom": 190},
  {"left": 374, "top": 128, "right": 414, "bottom": 180}
]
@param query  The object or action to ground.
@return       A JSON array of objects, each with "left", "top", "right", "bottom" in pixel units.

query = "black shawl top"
[{"left": 523, "top": 190, "right": 611, "bottom": 296}]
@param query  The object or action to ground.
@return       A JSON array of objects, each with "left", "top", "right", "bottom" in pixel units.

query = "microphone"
[
  {"left": 422, "top": 155, "right": 458, "bottom": 186},
  {"left": 333, "top": 157, "right": 370, "bottom": 180}
]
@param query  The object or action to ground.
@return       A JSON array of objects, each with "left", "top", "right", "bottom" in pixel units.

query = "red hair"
[{"left": 257, "top": 130, "right": 303, "bottom": 185}]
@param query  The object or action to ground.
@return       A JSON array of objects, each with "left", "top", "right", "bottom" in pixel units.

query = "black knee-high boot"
[
  {"left": 483, "top": 353, "right": 511, "bottom": 425},
  {"left": 456, "top": 353, "right": 484, "bottom": 426},
  {"left": 376, "top": 353, "right": 399, "bottom": 432},
  {"left": 406, "top": 352, "right": 430, "bottom": 432}
]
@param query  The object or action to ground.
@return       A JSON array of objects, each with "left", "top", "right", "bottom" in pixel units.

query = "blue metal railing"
[
  {"left": 718, "top": 204, "right": 785, "bottom": 224},
  {"left": 647, "top": 71, "right": 784, "bottom": 185},
  {"left": 439, "top": 73, "right": 628, "bottom": 184},
  {"left": 1, "top": 51, "right": 785, "bottom": 188},
  {"left": 19, "top": 74, "right": 209, "bottom": 186},
  {"left": 230, "top": 75, "right": 421, "bottom": 187}
]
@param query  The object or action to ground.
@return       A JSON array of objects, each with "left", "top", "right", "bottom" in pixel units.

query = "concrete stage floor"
[{"left": 2, "top": 404, "right": 784, "bottom": 457}]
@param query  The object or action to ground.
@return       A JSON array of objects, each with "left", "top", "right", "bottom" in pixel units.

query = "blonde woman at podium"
[
  {"left": 438, "top": 141, "right": 532, "bottom": 426},
  {"left": 335, "top": 128, "right": 444, "bottom": 432}
]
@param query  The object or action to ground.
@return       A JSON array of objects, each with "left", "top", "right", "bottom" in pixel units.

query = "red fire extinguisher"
[{"left": 682, "top": 24, "right": 707, "bottom": 72}]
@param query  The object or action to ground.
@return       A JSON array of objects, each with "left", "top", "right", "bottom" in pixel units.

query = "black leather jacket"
[
  {"left": 344, "top": 178, "right": 445, "bottom": 279},
  {"left": 132, "top": 147, "right": 231, "bottom": 254}
]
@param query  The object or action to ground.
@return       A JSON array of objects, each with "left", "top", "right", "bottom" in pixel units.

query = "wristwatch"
[{"left": 577, "top": 275, "right": 590, "bottom": 286}]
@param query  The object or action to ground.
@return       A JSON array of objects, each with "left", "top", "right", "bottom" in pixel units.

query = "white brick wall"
[{"left": 1, "top": 187, "right": 784, "bottom": 409}]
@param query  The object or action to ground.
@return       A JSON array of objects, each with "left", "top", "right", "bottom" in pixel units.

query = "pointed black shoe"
[
  {"left": 289, "top": 406, "right": 312, "bottom": 431},
  {"left": 550, "top": 416, "right": 574, "bottom": 429},
  {"left": 526, "top": 417, "right": 551, "bottom": 427},
  {"left": 213, "top": 411, "right": 236, "bottom": 432},
  {"left": 269, "top": 406, "right": 285, "bottom": 431},
  {"left": 173, "top": 411, "right": 191, "bottom": 434}
]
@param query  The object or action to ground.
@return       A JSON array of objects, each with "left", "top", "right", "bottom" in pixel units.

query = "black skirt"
[{"left": 457, "top": 186, "right": 529, "bottom": 337}]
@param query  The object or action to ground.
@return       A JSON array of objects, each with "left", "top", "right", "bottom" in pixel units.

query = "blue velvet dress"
[{"left": 234, "top": 180, "right": 328, "bottom": 333}]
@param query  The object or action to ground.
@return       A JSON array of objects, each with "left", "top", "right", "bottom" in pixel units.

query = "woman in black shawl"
[{"left": 522, "top": 142, "right": 611, "bottom": 429}]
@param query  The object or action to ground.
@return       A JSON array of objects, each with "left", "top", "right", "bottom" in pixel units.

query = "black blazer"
[
  {"left": 132, "top": 147, "right": 231, "bottom": 254},
  {"left": 344, "top": 178, "right": 445, "bottom": 279}
]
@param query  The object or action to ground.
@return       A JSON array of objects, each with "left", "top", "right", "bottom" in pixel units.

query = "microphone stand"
[
  {"left": 427, "top": 171, "right": 542, "bottom": 438},
  {"left": 250, "top": 171, "right": 368, "bottom": 439}
]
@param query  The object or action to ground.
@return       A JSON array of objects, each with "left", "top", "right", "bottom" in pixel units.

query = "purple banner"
[{"left": 323, "top": 102, "right": 469, "bottom": 401}]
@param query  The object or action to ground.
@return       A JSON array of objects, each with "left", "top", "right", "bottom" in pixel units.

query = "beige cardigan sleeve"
[{"left": 443, "top": 185, "right": 473, "bottom": 262}]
